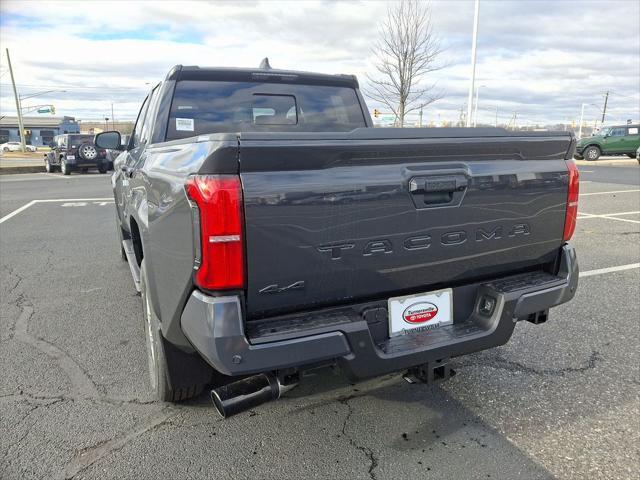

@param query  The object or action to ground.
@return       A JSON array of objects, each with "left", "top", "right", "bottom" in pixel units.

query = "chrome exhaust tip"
[{"left": 211, "top": 373, "right": 297, "bottom": 418}]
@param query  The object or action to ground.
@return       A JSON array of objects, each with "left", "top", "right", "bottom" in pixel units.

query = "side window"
[
  {"left": 627, "top": 127, "right": 638, "bottom": 136},
  {"left": 139, "top": 87, "right": 160, "bottom": 144},
  {"left": 610, "top": 127, "right": 625, "bottom": 137},
  {"left": 130, "top": 95, "right": 151, "bottom": 149}
]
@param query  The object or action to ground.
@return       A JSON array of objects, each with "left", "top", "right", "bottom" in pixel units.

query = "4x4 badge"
[{"left": 259, "top": 281, "right": 305, "bottom": 295}]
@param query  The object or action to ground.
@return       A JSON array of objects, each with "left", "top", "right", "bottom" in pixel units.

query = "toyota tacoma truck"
[{"left": 96, "top": 61, "right": 579, "bottom": 417}]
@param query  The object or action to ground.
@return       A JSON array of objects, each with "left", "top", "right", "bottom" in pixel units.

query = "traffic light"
[{"left": 373, "top": 109, "right": 380, "bottom": 118}]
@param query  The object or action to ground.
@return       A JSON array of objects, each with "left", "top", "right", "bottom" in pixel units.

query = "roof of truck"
[{"left": 165, "top": 64, "right": 359, "bottom": 88}]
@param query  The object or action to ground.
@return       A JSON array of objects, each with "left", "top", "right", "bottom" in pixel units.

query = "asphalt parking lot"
[{"left": 1, "top": 164, "right": 639, "bottom": 480}]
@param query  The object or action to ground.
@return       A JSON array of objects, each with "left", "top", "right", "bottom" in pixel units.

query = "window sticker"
[{"left": 175, "top": 118, "right": 194, "bottom": 131}]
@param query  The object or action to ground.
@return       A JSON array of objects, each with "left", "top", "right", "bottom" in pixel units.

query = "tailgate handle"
[{"left": 409, "top": 175, "right": 467, "bottom": 207}]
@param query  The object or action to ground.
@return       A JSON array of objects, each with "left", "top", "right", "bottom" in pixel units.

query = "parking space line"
[
  {"left": 578, "top": 211, "right": 640, "bottom": 224},
  {"left": 0, "top": 198, "right": 113, "bottom": 224},
  {"left": 579, "top": 189, "right": 640, "bottom": 196},
  {"left": 580, "top": 263, "right": 640, "bottom": 278},
  {"left": 0, "top": 200, "right": 37, "bottom": 224}
]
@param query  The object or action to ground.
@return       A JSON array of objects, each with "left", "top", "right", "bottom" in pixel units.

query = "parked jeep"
[
  {"left": 44, "top": 134, "right": 109, "bottom": 175},
  {"left": 574, "top": 124, "right": 640, "bottom": 161}
]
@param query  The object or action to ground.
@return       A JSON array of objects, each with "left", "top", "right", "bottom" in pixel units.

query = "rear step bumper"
[{"left": 181, "top": 244, "right": 578, "bottom": 378}]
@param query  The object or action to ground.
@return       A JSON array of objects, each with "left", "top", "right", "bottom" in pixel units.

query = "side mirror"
[{"left": 95, "top": 131, "right": 123, "bottom": 150}]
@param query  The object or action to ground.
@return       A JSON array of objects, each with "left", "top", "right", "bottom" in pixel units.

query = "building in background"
[
  {"left": 79, "top": 120, "right": 134, "bottom": 136},
  {"left": 0, "top": 116, "right": 80, "bottom": 146}
]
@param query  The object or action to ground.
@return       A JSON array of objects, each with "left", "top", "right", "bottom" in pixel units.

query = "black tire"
[
  {"left": 573, "top": 154, "right": 584, "bottom": 160},
  {"left": 2, "top": 147, "right": 8, "bottom": 152},
  {"left": 140, "top": 260, "right": 213, "bottom": 402},
  {"left": 584, "top": 146, "right": 601, "bottom": 161},
  {"left": 45, "top": 158, "right": 53, "bottom": 173},
  {"left": 98, "top": 164, "right": 108, "bottom": 174},
  {"left": 61, "top": 159, "right": 71, "bottom": 175},
  {"left": 627, "top": 154, "right": 635, "bottom": 159}
]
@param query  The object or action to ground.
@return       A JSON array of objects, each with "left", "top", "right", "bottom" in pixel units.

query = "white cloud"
[{"left": 1, "top": 0, "right": 638, "bottom": 125}]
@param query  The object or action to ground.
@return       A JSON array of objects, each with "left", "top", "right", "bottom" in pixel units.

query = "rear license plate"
[{"left": 388, "top": 288, "right": 453, "bottom": 337}]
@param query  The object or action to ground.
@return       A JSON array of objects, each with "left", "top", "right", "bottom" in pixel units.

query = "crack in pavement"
[
  {"left": 458, "top": 350, "right": 602, "bottom": 377},
  {"left": 339, "top": 396, "right": 379, "bottom": 480},
  {"left": 0, "top": 395, "right": 66, "bottom": 474},
  {"left": 61, "top": 407, "right": 177, "bottom": 480},
  {"left": 14, "top": 305, "right": 100, "bottom": 399}
]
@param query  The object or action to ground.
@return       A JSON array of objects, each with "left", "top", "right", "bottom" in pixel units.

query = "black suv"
[{"left": 44, "top": 134, "right": 109, "bottom": 175}]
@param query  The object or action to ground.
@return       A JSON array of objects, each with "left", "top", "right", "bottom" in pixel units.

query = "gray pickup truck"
[{"left": 96, "top": 62, "right": 579, "bottom": 417}]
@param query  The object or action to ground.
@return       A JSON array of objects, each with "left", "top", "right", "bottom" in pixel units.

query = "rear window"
[
  {"left": 68, "top": 135, "right": 94, "bottom": 146},
  {"left": 166, "top": 80, "right": 366, "bottom": 140}
]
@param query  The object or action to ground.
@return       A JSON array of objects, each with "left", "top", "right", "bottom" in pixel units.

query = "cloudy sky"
[{"left": 1, "top": 0, "right": 638, "bottom": 126}]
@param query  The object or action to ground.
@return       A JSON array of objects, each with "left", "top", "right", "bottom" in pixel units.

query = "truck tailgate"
[{"left": 238, "top": 130, "right": 573, "bottom": 319}]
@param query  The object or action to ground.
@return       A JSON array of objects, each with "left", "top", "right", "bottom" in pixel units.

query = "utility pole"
[
  {"left": 418, "top": 104, "right": 424, "bottom": 128},
  {"left": 6, "top": 48, "right": 26, "bottom": 153},
  {"left": 473, "top": 86, "right": 479, "bottom": 127},
  {"left": 601, "top": 91, "right": 609, "bottom": 125},
  {"left": 465, "top": 0, "right": 480, "bottom": 127},
  {"left": 494, "top": 105, "right": 498, "bottom": 127},
  {"left": 111, "top": 103, "right": 115, "bottom": 130},
  {"left": 578, "top": 103, "right": 587, "bottom": 139}
]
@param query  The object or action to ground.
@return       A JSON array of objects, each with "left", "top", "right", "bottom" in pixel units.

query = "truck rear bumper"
[{"left": 181, "top": 244, "right": 578, "bottom": 378}]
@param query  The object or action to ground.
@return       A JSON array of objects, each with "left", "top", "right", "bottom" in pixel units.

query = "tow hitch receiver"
[{"left": 403, "top": 358, "right": 456, "bottom": 385}]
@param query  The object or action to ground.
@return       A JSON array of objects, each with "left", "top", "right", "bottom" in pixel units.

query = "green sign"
[{"left": 37, "top": 107, "right": 51, "bottom": 113}]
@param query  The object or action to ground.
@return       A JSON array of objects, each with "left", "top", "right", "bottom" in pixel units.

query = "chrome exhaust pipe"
[{"left": 211, "top": 373, "right": 297, "bottom": 418}]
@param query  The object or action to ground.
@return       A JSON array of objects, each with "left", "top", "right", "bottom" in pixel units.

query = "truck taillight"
[
  {"left": 563, "top": 160, "right": 579, "bottom": 241},
  {"left": 185, "top": 175, "right": 244, "bottom": 290}
]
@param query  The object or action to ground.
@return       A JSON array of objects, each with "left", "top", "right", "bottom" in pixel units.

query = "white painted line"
[
  {"left": 579, "top": 170, "right": 594, "bottom": 173},
  {"left": 577, "top": 211, "right": 640, "bottom": 224},
  {"left": 580, "top": 263, "right": 640, "bottom": 278},
  {"left": 580, "top": 189, "right": 640, "bottom": 196},
  {"left": 579, "top": 210, "right": 640, "bottom": 217},
  {"left": 0, "top": 198, "right": 113, "bottom": 224},
  {"left": 0, "top": 200, "right": 37, "bottom": 224},
  {"left": 34, "top": 198, "right": 113, "bottom": 203}
]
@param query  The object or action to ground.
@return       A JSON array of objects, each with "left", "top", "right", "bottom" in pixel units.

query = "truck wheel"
[
  {"left": 98, "top": 164, "right": 108, "bottom": 174},
  {"left": 584, "top": 146, "right": 600, "bottom": 161},
  {"left": 140, "top": 260, "right": 212, "bottom": 402},
  {"left": 45, "top": 159, "right": 53, "bottom": 173},
  {"left": 61, "top": 159, "right": 71, "bottom": 175}
]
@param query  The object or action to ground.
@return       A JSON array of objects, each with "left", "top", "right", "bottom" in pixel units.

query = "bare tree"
[{"left": 366, "top": 0, "right": 443, "bottom": 126}]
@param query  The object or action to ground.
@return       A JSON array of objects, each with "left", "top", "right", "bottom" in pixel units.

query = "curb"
[
  {"left": 575, "top": 159, "right": 638, "bottom": 167},
  {"left": 0, "top": 166, "right": 45, "bottom": 175}
]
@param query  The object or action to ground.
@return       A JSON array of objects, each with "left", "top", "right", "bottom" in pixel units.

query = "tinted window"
[
  {"left": 610, "top": 127, "right": 625, "bottom": 137},
  {"left": 166, "top": 81, "right": 366, "bottom": 140},
  {"left": 131, "top": 95, "right": 150, "bottom": 148},
  {"left": 140, "top": 86, "right": 160, "bottom": 144},
  {"left": 68, "top": 135, "right": 94, "bottom": 146}
]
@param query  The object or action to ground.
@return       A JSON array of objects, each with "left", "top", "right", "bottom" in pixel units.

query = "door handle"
[
  {"left": 409, "top": 174, "right": 468, "bottom": 208},
  {"left": 121, "top": 165, "right": 133, "bottom": 177}
]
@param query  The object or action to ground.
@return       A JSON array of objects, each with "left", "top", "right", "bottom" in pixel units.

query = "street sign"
[{"left": 37, "top": 107, "right": 51, "bottom": 113}]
